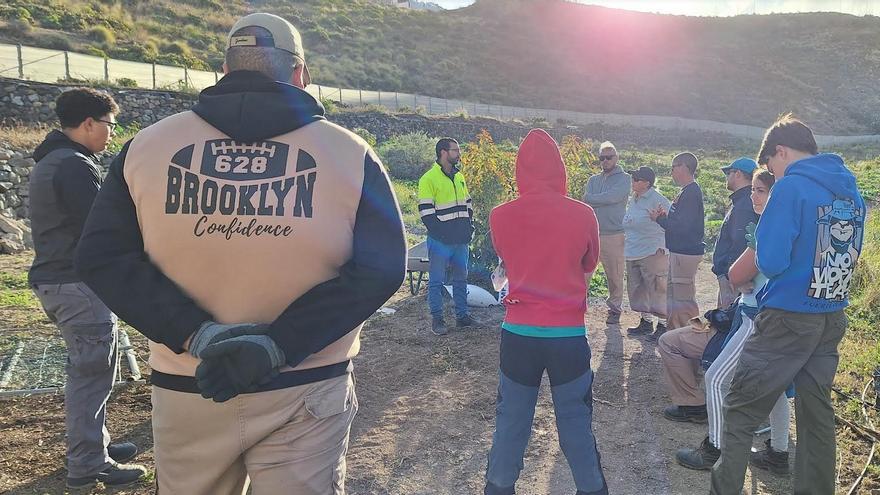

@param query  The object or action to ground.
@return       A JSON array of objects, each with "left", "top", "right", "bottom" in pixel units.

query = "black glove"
[
  {"left": 187, "top": 321, "right": 270, "bottom": 358},
  {"left": 195, "top": 335, "right": 286, "bottom": 402}
]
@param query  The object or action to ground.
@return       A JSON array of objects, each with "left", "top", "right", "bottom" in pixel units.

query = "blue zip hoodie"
[{"left": 755, "top": 153, "right": 866, "bottom": 313}]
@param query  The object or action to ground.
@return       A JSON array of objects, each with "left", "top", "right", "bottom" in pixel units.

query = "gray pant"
[
  {"left": 710, "top": 308, "right": 847, "bottom": 495},
  {"left": 34, "top": 282, "right": 118, "bottom": 478}
]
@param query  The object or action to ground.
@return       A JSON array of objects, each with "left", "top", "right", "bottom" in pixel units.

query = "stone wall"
[{"left": 1, "top": 77, "right": 196, "bottom": 128}]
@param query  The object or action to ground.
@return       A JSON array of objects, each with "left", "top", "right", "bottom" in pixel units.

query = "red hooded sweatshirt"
[{"left": 489, "top": 129, "right": 600, "bottom": 334}]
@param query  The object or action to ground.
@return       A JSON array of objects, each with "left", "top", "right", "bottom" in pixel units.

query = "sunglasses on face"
[{"left": 598, "top": 155, "right": 616, "bottom": 161}]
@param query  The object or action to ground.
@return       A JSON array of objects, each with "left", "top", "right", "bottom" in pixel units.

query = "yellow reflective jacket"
[{"left": 417, "top": 163, "right": 473, "bottom": 244}]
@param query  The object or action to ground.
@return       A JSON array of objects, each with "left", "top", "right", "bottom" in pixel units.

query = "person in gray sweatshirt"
[{"left": 583, "top": 141, "right": 632, "bottom": 325}]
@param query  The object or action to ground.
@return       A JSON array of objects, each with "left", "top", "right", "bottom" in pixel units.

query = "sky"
[{"left": 431, "top": 0, "right": 880, "bottom": 16}]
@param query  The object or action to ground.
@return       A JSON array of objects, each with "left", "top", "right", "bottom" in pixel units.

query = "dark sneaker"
[
  {"left": 456, "top": 314, "right": 480, "bottom": 328},
  {"left": 64, "top": 442, "right": 139, "bottom": 469},
  {"left": 107, "top": 442, "right": 138, "bottom": 464},
  {"left": 66, "top": 461, "right": 147, "bottom": 489},
  {"left": 663, "top": 404, "right": 708, "bottom": 423},
  {"left": 676, "top": 436, "right": 720, "bottom": 470},
  {"left": 605, "top": 311, "right": 621, "bottom": 325},
  {"left": 647, "top": 323, "right": 668, "bottom": 342},
  {"left": 627, "top": 318, "right": 653, "bottom": 335},
  {"left": 431, "top": 317, "right": 448, "bottom": 336},
  {"left": 750, "top": 438, "right": 790, "bottom": 475}
]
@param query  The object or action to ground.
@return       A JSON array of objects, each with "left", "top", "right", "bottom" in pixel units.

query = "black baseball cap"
[{"left": 627, "top": 166, "right": 656, "bottom": 187}]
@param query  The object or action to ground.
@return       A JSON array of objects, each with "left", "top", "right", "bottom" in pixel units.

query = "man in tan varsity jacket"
[{"left": 75, "top": 13, "right": 406, "bottom": 495}]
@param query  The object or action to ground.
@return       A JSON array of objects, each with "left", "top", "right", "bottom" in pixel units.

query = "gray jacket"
[{"left": 583, "top": 166, "right": 631, "bottom": 235}]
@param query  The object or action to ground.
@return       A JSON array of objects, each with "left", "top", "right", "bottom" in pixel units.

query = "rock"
[
  {"left": 0, "top": 236, "right": 26, "bottom": 254},
  {"left": 11, "top": 96, "right": 24, "bottom": 106},
  {"left": 8, "top": 174, "right": 20, "bottom": 185},
  {"left": 0, "top": 182, "right": 12, "bottom": 193},
  {"left": 0, "top": 150, "right": 11, "bottom": 160},
  {"left": 0, "top": 214, "right": 25, "bottom": 238},
  {"left": 27, "top": 93, "right": 40, "bottom": 102}
]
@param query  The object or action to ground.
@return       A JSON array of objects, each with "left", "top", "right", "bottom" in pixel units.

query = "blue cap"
[
  {"left": 721, "top": 157, "right": 758, "bottom": 175},
  {"left": 818, "top": 198, "right": 862, "bottom": 224}
]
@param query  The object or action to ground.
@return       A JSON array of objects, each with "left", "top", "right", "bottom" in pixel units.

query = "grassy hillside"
[{"left": 3, "top": 0, "right": 880, "bottom": 133}]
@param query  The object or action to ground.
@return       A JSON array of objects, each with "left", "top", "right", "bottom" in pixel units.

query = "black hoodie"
[
  {"left": 29, "top": 130, "right": 103, "bottom": 284},
  {"left": 75, "top": 71, "right": 406, "bottom": 390}
]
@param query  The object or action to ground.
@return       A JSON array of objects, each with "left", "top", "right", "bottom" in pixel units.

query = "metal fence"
[{"left": 2, "top": 42, "right": 879, "bottom": 145}]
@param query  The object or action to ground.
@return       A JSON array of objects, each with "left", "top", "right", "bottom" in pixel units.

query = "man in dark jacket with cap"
[
  {"left": 29, "top": 88, "right": 147, "bottom": 489},
  {"left": 712, "top": 158, "right": 759, "bottom": 308}
]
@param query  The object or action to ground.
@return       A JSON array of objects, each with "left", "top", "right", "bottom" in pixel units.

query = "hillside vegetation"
[{"left": 3, "top": 0, "right": 880, "bottom": 133}]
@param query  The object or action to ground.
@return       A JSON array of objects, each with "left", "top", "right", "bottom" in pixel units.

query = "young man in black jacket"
[
  {"left": 75, "top": 13, "right": 405, "bottom": 494},
  {"left": 29, "top": 88, "right": 147, "bottom": 489}
]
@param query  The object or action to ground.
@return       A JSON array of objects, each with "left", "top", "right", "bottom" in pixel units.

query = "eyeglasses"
[
  {"left": 598, "top": 155, "right": 616, "bottom": 161},
  {"left": 96, "top": 119, "right": 118, "bottom": 131}
]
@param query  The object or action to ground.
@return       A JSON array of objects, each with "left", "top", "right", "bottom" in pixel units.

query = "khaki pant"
[
  {"left": 657, "top": 325, "right": 713, "bottom": 406},
  {"left": 625, "top": 249, "right": 668, "bottom": 319},
  {"left": 599, "top": 233, "right": 625, "bottom": 315},
  {"left": 711, "top": 309, "right": 847, "bottom": 495},
  {"left": 716, "top": 275, "right": 737, "bottom": 309},
  {"left": 667, "top": 253, "right": 702, "bottom": 329},
  {"left": 152, "top": 373, "right": 357, "bottom": 495}
]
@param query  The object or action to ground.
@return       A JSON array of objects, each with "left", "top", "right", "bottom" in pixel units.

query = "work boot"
[
  {"left": 605, "top": 311, "right": 621, "bottom": 325},
  {"left": 431, "top": 317, "right": 448, "bottom": 336},
  {"left": 66, "top": 461, "right": 147, "bottom": 489},
  {"left": 663, "top": 404, "right": 708, "bottom": 423},
  {"left": 647, "top": 322, "right": 668, "bottom": 342},
  {"left": 64, "top": 442, "right": 139, "bottom": 469},
  {"left": 676, "top": 436, "right": 720, "bottom": 470},
  {"left": 107, "top": 442, "right": 138, "bottom": 464},
  {"left": 627, "top": 318, "right": 653, "bottom": 335},
  {"left": 456, "top": 314, "right": 480, "bottom": 328},
  {"left": 750, "top": 438, "right": 790, "bottom": 475}
]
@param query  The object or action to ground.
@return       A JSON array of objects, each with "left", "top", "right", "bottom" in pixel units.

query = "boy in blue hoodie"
[{"left": 711, "top": 115, "right": 866, "bottom": 494}]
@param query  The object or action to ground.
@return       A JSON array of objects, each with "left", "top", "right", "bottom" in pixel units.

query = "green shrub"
[
  {"left": 376, "top": 132, "right": 436, "bottom": 181},
  {"left": 14, "top": 6, "right": 33, "bottom": 23},
  {"left": 88, "top": 25, "right": 116, "bottom": 45},
  {"left": 352, "top": 128, "right": 377, "bottom": 147},
  {"left": 85, "top": 45, "right": 108, "bottom": 58},
  {"left": 320, "top": 97, "right": 337, "bottom": 114},
  {"left": 162, "top": 40, "right": 192, "bottom": 57},
  {"left": 115, "top": 77, "right": 138, "bottom": 88},
  {"left": 43, "top": 33, "right": 73, "bottom": 51}
]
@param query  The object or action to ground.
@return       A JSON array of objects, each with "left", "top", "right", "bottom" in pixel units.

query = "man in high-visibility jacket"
[{"left": 418, "top": 138, "right": 477, "bottom": 336}]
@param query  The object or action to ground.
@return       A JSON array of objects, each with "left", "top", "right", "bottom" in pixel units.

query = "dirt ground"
[{"left": 0, "top": 254, "right": 804, "bottom": 494}]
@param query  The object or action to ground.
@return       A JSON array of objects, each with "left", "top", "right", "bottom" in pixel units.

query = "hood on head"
[
  {"left": 192, "top": 70, "right": 325, "bottom": 142},
  {"left": 515, "top": 129, "right": 567, "bottom": 196},
  {"left": 32, "top": 130, "right": 91, "bottom": 161},
  {"left": 786, "top": 153, "right": 861, "bottom": 201}
]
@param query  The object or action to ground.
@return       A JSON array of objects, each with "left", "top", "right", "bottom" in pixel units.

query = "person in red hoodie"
[{"left": 484, "top": 130, "right": 608, "bottom": 495}]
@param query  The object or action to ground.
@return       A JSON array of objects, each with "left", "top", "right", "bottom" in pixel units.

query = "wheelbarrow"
[{"left": 406, "top": 240, "right": 430, "bottom": 295}]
